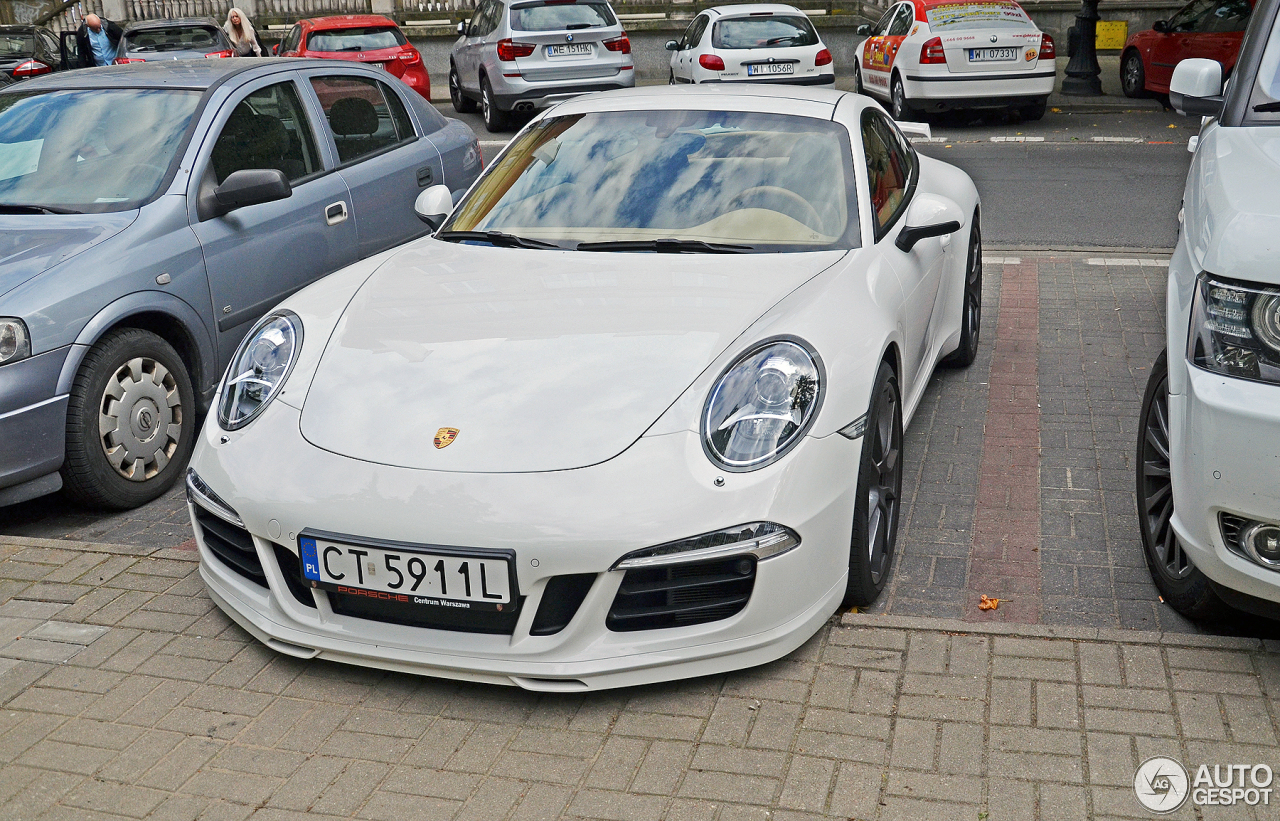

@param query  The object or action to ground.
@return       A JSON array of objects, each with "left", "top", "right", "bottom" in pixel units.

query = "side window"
[
  {"left": 1169, "top": 0, "right": 1216, "bottom": 31},
  {"left": 479, "top": 1, "right": 502, "bottom": 36},
  {"left": 1205, "top": 0, "right": 1251, "bottom": 32},
  {"left": 380, "top": 83, "right": 417, "bottom": 141},
  {"left": 468, "top": 3, "right": 486, "bottom": 35},
  {"left": 688, "top": 15, "right": 710, "bottom": 48},
  {"left": 862, "top": 112, "right": 912, "bottom": 236},
  {"left": 210, "top": 81, "right": 320, "bottom": 185},
  {"left": 283, "top": 25, "right": 301, "bottom": 53},
  {"left": 872, "top": 8, "right": 896, "bottom": 35},
  {"left": 310, "top": 75, "right": 414, "bottom": 164},
  {"left": 888, "top": 5, "right": 914, "bottom": 36}
]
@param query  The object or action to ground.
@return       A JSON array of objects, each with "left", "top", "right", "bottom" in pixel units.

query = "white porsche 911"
[
  {"left": 854, "top": 0, "right": 1056, "bottom": 120},
  {"left": 186, "top": 86, "right": 981, "bottom": 691}
]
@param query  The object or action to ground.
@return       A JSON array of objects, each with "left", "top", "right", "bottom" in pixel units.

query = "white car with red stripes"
[
  {"left": 854, "top": 0, "right": 1056, "bottom": 120},
  {"left": 666, "top": 4, "right": 835, "bottom": 86}
]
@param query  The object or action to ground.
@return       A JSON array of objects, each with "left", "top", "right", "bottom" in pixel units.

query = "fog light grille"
[
  {"left": 606, "top": 556, "right": 755, "bottom": 632},
  {"left": 272, "top": 544, "right": 317, "bottom": 609},
  {"left": 194, "top": 506, "right": 265, "bottom": 586},
  {"left": 1219, "top": 512, "right": 1280, "bottom": 571}
]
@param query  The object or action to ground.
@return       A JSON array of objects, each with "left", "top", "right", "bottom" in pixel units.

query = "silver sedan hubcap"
[{"left": 99, "top": 357, "right": 182, "bottom": 482}]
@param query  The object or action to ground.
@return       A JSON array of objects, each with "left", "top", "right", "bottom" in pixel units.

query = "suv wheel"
[
  {"left": 450, "top": 63, "right": 477, "bottom": 113},
  {"left": 481, "top": 76, "right": 509, "bottom": 132},
  {"left": 61, "top": 329, "right": 196, "bottom": 510}
]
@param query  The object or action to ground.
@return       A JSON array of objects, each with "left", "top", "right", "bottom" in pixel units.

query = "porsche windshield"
[
  {"left": 0, "top": 88, "right": 200, "bottom": 213},
  {"left": 442, "top": 110, "right": 858, "bottom": 252}
]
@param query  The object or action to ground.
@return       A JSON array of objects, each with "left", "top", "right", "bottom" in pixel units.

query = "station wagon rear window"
[
  {"left": 307, "top": 26, "right": 406, "bottom": 52},
  {"left": 510, "top": 1, "right": 617, "bottom": 32},
  {"left": 712, "top": 16, "right": 820, "bottom": 49},
  {"left": 924, "top": 1, "right": 1034, "bottom": 30},
  {"left": 0, "top": 33, "right": 35, "bottom": 55}
]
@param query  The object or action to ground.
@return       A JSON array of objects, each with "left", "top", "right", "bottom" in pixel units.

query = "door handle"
[
  {"left": 416, "top": 166, "right": 434, "bottom": 187},
  {"left": 325, "top": 201, "right": 348, "bottom": 226}
]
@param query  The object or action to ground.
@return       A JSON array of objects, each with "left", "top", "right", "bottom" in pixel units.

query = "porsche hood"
[{"left": 298, "top": 241, "right": 845, "bottom": 473}]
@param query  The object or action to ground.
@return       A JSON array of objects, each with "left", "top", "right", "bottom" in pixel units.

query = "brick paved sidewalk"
[{"left": 2, "top": 533, "right": 1278, "bottom": 821}]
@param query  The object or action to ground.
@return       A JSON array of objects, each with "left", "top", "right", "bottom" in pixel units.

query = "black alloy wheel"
[
  {"left": 1121, "top": 50, "right": 1147, "bottom": 98},
  {"left": 1136, "top": 350, "right": 1225, "bottom": 619},
  {"left": 942, "top": 213, "right": 982, "bottom": 367},
  {"left": 481, "top": 76, "right": 508, "bottom": 132},
  {"left": 450, "top": 63, "right": 476, "bottom": 113},
  {"left": 61, "top": 329, "right": 196, "bottom": 510},
  {"left": 843, "top": 361, "right": 904, "bottom": 607}
]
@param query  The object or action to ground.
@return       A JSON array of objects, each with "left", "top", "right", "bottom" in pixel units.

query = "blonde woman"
[{"left": 223, "top": 8, "right": 262, "bottom": 57}]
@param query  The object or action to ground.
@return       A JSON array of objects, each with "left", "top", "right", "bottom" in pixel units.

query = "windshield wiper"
[
  {"left": 436, "top": 230, "right": 562, "bottom": 249},
  {"left": 1253, "top": 101, "right": 1280, "bottom": 112},
  {"left": 565, "top": 23, "right": 594, "bottom": 30},
  {"left": 575, "top": 238, "right": 753, "bottom": 253},
  {"left": 766, "top": 36, "right": 799, "bottom": 45},
  {"left": 0, "top": 204, "right": 82, "bottom": 215}
]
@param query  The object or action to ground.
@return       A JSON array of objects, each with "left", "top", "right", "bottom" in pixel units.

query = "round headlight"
[
  {"left": 217, "top": 312, "right": 302, "bottom": 431},
  {"left": 702, "top": 338, "right": 823, "bottom": 471},
  {"left": 1251, "top": 290, "right": 1280, "bottom": 354}
]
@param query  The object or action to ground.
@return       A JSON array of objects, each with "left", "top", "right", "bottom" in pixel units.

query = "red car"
[
  {"left": 1121, "top": 0, "right": 1253, "bottom": 97},
  {"left": 276, "top": 15, "right": 430, "bottom": 101}
]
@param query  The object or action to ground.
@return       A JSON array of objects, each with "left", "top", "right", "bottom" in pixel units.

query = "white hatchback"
[
  {"left": 666, "top": 4, "right": 835, "bottom": 86},
  {"left": 854, "top": 0, "right": 1055, "bottom": 120},
  {"left": 1138, "top": 0, "right": 1280, "bottom": 623}
]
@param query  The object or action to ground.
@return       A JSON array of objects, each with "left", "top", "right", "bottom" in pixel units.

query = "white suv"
[
  {"left": 1138, "top": 0, "right": 1280, "bottom": 621},
  {"left": 449, "top": 0, "right": 635, "bottom": 131}
]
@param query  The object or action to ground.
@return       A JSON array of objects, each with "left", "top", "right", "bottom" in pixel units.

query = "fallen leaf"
[
  {"left": 978, "top": 594, "right": 1000, "bottom": 611},
  {"left": 1050, "top": 107, "right": 1061, "bottom": 113},
  {"left": 1168, "top": 123, "right": 1178, "bottom": 128}
]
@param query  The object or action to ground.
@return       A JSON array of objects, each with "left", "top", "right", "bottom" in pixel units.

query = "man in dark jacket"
[{"left": 75, "top": 14, "right": 124, "bottom": 67}]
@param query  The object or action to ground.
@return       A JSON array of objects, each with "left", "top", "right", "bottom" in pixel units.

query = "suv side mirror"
[
  {"left": 1169, "top": 58, "right": 1224, "bottom": 117},
  {"left": 458, "top": 21, "right": 468, "bottom": 36},
  {"left": 1152, "top": 19, "right": 1170, "bottom": 33},
  {"left": 895, "top": 193, "right": 963, "bottom": 252},
  {"left": 856, "top": 24, "right": 873, "bottom": 36},
  {"left": 415, "top": 185, "right": 454, "bottom": 230},
  {"left": 213, "top": 169, "right": 291, "bottom": 215}
]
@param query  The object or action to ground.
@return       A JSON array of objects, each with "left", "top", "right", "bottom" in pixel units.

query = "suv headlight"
[
  {"left": 0, "top": 318, "right": 31, "bottom": 366},
  {"left": 702, "top": 338, "right": 823, "bottom": 471},
  {"left": 218, "top": 311, "right": 302, "bottom": 431},
  {"left": 1189, "top": 273, "right": 1280, "bottom": 384}
]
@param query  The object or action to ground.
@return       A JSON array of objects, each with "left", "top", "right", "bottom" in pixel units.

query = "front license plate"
[
  {"left": 546, "top": 43, "right": 592, "bottom": 57},
  {"left": 747, "top": 62, "right": 794, "bottom": 76},
  {"left": 968, "top": 47, "right": 1018, "bottom": 61},
  {"left": 299, "top": 535, "right": 513, "bottom": 609}
]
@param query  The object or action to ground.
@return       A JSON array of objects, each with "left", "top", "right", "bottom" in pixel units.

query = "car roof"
[
  {"left": 0, "top": 26, "right": 42, "bottom": 34},
  {"left": 5, "top": 58, "right": 313, "bottom": 92},
  {"left": 123, "top": 17, "right": 222, "bottom": 31},
  {"left": 302, "top": 15, "right": 399, "bottom": 31},
  {"left": 703, "top": 4, "right": 807, "bottom": 16}
]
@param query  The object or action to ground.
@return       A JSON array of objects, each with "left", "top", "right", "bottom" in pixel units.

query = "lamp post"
[{"left": 1062, "top": 0, "right": 1104, "bottom": 95}]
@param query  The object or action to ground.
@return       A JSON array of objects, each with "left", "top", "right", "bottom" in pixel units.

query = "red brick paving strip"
[{"left": 966, "top": 260, "right": 1041, "bottom": 623}]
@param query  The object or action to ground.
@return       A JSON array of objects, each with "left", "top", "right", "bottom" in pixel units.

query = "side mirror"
[
  {"left": 415, "top": 184, "right": 454, "bottom": 230},
  {"left": 1152, "top": 19, "right": 1170, "bottom": 33},
  {"left": 458, "top": 21, "right": 468, "bottom": 36},
  {"left": 896, "top": 121, "right": 932, "bottom": 140},
  {"left": 1169, "top": 58, "right": 1224, "bottom": 117},
  {"left": 856, "top": 24, "right": 872, "bottom": 36},
  {"left": 895, "top": 193, "right": 963, "bottom": 252},
  {"left": 665, "top": 40, "right": 679, "bottom": 51},
  {"left": 213, "top": 169, "right": 291, "bottom": 215}
]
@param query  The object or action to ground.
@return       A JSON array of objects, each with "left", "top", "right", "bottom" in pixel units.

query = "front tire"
[
  {"left": 1136, "top": 350, "right": 1225, "bottom": 620},
  {"left": 1121, "top": 49, "right": 1146, "bottom": 98},
  {"left": 941, "top": 213, "right": 982, "bottom": 367},
  {"left": 481, "top": 76, "right": 508, "bottom": 132},
  {"left": 842, "top": 361, "right": 904, "bottom": 608},
  {"left": 61, "top": 329, "right": 196, "bottom": 510},
  {"left": 852, "top": 60, "right": 864, "bottom": 96},
  {"left": 450, "top": 63, "right": 476, "bottom": 113},
  {"left": 891, "top": 74, "right": 917, "bottom": 121}
]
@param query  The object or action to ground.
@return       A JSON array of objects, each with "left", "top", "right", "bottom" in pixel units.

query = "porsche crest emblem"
[{"left": 434, "top": 427, "right": 459, "bottom": 449}]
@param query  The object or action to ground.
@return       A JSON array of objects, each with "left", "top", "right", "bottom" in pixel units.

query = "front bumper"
[
  {"left": 0, "top": 346, "right": 71, "bottom": 505},
  {"left": 1169, "top": 364, "right": 1280, "bottom": 606},
  {"left": 188, "top": 401, "right": 858, "bottom": 690}
]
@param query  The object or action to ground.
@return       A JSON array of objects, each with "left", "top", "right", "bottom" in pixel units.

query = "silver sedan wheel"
[{"left": 99, "top": 356, "right": 183, "bottom": 482}]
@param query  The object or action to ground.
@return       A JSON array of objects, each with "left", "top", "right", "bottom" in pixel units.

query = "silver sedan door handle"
[{"left": 325, "top": 201, "right": 349, "bottom": 226}]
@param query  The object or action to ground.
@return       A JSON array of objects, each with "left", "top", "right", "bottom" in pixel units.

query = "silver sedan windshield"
[
  {"left": 443, "top": 109, "right": 857, "bottom": 251},
  {"left": 0, "top": 88, "right": 201, "bottom": 213}
]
